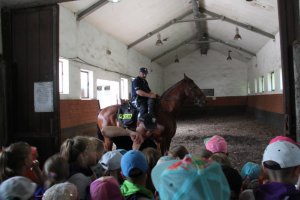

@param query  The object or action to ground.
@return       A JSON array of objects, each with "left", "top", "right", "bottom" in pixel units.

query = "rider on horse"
[{"left": 131, "top": 67, "right": 157, "bottom": 129}]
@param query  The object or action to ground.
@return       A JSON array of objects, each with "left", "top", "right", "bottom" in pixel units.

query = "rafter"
[
  {"left": 200, "top": 7, "right": 275, "bottom": 39},
  {"left": 128, "top": 10, "right": 193, "bottom": 49},
  {"left": 77, "top": 0, "right": 108, "bottom": 21},
  {"left": 151, "top": 36, "right": 197, "bottom": 62},
  {"left": 151, "top": 35, "right": 255, "bottom": 63},
  {"left": 209, "top": 36, "right": 256, "bottom": 56}
]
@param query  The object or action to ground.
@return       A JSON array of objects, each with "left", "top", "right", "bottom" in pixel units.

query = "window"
[
  {"left": 267, "top": 72, "right": 275, "bottom": 92},
  {"left": 259, "top": 76, "right": 265, "bottom": 93},
  {"left": 120, "top": 78, "right": 129, "bottom": 100},
  {"left": 279, "top": 68, "right": 283, "bottom": 90},
  {"left": 97, "top": 79, "right": 120, "bottom": 108},
  {"left": 81, "top": 69, "right": 93, "bottom": 99},
  {"left": 271, "top": 71, "right": 275, "bottom": 91},
  {"left": 59, "top": 58, "right": 69, "bottom": 94},
  {"left": 254, "top": 79, "right": 257, "bottom": 93},
  {"left": 247, "top": 82, "right": 250, "bottom": 94}
]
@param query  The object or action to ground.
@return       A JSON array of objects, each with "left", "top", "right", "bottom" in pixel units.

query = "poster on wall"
[{"left": 34, "top": 81, "right": 54, "bottom": 112}]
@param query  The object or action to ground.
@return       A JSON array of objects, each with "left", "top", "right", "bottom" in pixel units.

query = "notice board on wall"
[{"left": 34, "top": 81, "right": 54, "bottom": 112}]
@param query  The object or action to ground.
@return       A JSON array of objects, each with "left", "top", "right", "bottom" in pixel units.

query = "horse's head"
[{"left": 183, "top": 74, "right": 206, "bottom": 106}]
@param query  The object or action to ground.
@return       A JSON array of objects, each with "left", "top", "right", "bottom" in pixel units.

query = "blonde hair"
[
  {"left": 89, "top": 137, "right": 104, "bottom": 153},
  {"left": 209, "top": 152, "right": 232, "bottom": 167},
  {"left": 60, "top": 136, "right": 90, "bottom": 165},
  {"left": 168, "top": 145, "right": 189, "bottom": 159},
  {"left": 142, "top": 147, "right": 161, "bottom": 170}
]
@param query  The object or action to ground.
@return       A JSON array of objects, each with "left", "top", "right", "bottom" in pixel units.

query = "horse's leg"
[
  {"left": 160, "top": 138, "right": 172, "bottom": 155},
  {"left": 159, "top": 139, "right": 167, "bottom": 155},
  {"left": 155, "top": 141, "right": 161, "bottom": 154},
  {"left": 165, "top": 138, "right": 172, "bottom": 152},
  {"left": 103, "top": 137, "right": 113, "bottom": 151}
]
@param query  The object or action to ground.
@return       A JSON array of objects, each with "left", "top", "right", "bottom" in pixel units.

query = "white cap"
[
  {"left": 262, "top": 140, "right": 300, "bottom": 168},
  {"left": 0, "top": 176, "right": 37, "bottom": 200},
  {"left": 100, "top": 150, "right": 123, "bottom": 170},
  {"left": 42, "top": 182, "right": 78, "bottom": 200}
]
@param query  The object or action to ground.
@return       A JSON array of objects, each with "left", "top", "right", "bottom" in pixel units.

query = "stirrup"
[{"left": 140, "top": 113, "right": 157, "bottom": 130}]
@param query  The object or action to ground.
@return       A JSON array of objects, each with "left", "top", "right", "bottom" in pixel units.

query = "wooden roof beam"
[
  {"left": 128, "top": 10, "right": 193, "bottom": 49},
  {"left": 77, "top": 0, "right": 108, "bottom": 21},
  {"left": 209, "top": 36, "right": 256, "bottom": 56},
  {"left": 200, "top": 7, "right": 275, "bottom": 39},
  {"left": 151, "top": 36, "right": 197, "bottom": 62}
]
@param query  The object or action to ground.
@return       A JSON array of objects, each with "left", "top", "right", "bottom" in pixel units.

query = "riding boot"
[
  {"left": 147, "top": 98, "right": 156, "bottom": 123},
  {"left": 138, "top": 100, "right": 148, "bottom": 121}
]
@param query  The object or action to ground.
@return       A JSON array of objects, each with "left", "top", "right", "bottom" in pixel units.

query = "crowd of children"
[{"left": 0, "top": 134, "right": 300, "bottom": 200}]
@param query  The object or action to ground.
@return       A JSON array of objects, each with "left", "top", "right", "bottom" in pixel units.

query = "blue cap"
[
  {"left": 241, "top": 162, "right": 261, "bottom": 180},
  {"left": 139, "top": 67, "right": 148, "bottom": 74},
  {"left": 151, "top": 154, "right": 230, "bottom": 200},
  {"left": 121, "top": 150, "right": 148, "bottom": 177}
]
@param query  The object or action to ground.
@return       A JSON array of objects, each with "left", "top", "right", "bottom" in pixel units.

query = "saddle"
[
  {"left": 117, "top": 101, "right": 157, "bottom": 130},
  {"left": 117, "top": 101, "right": 138, "bottom": 130}
]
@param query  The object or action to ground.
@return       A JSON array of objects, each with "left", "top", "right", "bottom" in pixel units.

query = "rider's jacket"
[{"left": 131, "top": 76, "right": 151, "bottom": 101}]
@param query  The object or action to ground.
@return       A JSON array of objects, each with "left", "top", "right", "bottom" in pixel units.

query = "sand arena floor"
[{"left": 171, "top": 113, "right": 280, "bottom": 170}]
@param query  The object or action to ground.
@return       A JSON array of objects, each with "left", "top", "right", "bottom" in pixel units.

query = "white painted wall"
[
  {"left": 163, "top": 50, "right": 248, "bottom": 97},
  {"left": 59, "top": 5, "right": 282, "bottom": 99},
  {"left": 247, "top": 32, "right": 282, "bottom": 94},
  {"left": 59, "top": 5, "right": 163, "bottom": 100}
]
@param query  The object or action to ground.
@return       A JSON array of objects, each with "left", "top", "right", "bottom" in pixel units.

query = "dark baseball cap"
[{"left": 139, "top": 67, "right": 148, "bottom": 74}]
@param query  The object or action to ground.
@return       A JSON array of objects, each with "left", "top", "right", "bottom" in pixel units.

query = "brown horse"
[{"left": 97, "top": 74, "right": 206, "bottom": 154}]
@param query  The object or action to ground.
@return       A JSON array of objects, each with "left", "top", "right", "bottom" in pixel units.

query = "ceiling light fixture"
[
  {"left": 234, "top": 27, "right": 242, "bottom": 40},
  {"left": 174, "top": 55, "right": 180, "bottom": 63},
  {"left": 108, "top": 0, "right": 121, "bottom": 2},
  {"left": 227, "top": 50, "right": 232, "bottom": 60},
  {"left": 155, "top": 33, "right": 163, "bottom": 46}
]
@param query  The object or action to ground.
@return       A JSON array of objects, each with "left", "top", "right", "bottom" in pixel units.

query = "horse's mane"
[{"left": 160, "top": 78, "right": 187, "bottom": 99}]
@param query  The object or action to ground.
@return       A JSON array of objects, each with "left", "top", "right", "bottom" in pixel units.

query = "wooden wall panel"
[
  {"left": 60, "top": 99, "right": 100, "bottom": 128},
  {"left": 206, "top": 96, "right": 248, "bottom": 106},
  {"left": 247, "top": 94, "right": 284, "bottom": 114}
]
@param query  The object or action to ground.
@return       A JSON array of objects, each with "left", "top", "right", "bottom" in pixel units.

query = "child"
[
  {"left": 197, "top": 147, "right": 213, "bottom": 160},
  {"left": 43, "top": 154, "right": 70, "bottom": 189},
  {"left": 60, "top": 136, "right": 94, "bottom": 200},
  {"left": 90, "top": 176, "right": 124, "bottom": 200},
  {"left": 120, "top": 150, "right": 153, "bottom": 200},
  {"left": 88, "top": 137, "right": 104, "bottom": 166},
  {"left": 209, "top": 152, "right": 232, "bottom": 167},
  {"left": 42, "top": 182, "right": 79, "bottom": 200},
  {"left": 99, "top": 150, "right": 123, "bottom": 184},
  {"left": 0, "top": 176, "right": 37, "bottom": 200},
  {"left": 204, "top": 135, "right": 228, "bottom": 155},
  {"left": 240, "top": 162, "right": 261, "bottom": 190},
  {"left": 151, "top": 154, "right": 230, "bottom": 200},
  {"left": 24, "top": 146, "right": 43, "bottom": 186},
  {"left": 240, "top": 139, "right": 300, "bottom": 200},
  {"left": 167, "top": 145, "right": 189, "bottom": 159},
  {"left": 0, "top": 142, "right": 32, "bottom": 182},
  {"left": 142, "top": 147, "right": 161, "bottom": 194}
]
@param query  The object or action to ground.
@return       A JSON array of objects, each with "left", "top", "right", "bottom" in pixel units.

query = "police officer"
[{"left": 131, "top": 67, "right": 157, "bottom": 128}]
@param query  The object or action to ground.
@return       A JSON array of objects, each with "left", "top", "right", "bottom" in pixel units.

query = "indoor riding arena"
[{"left": 1, "top": 0, "right": 300, "bottom": 199}]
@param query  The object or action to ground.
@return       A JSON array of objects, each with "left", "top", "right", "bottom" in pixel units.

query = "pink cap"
[
  {"left": 269, "top": 136, "right": 299, "bottom": 146},
  {"left": 204, "top": 135, "right": 228, "bottom": 154},
  {"left": 90, "top": 176, "right": 124, "bottom": 200}
]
